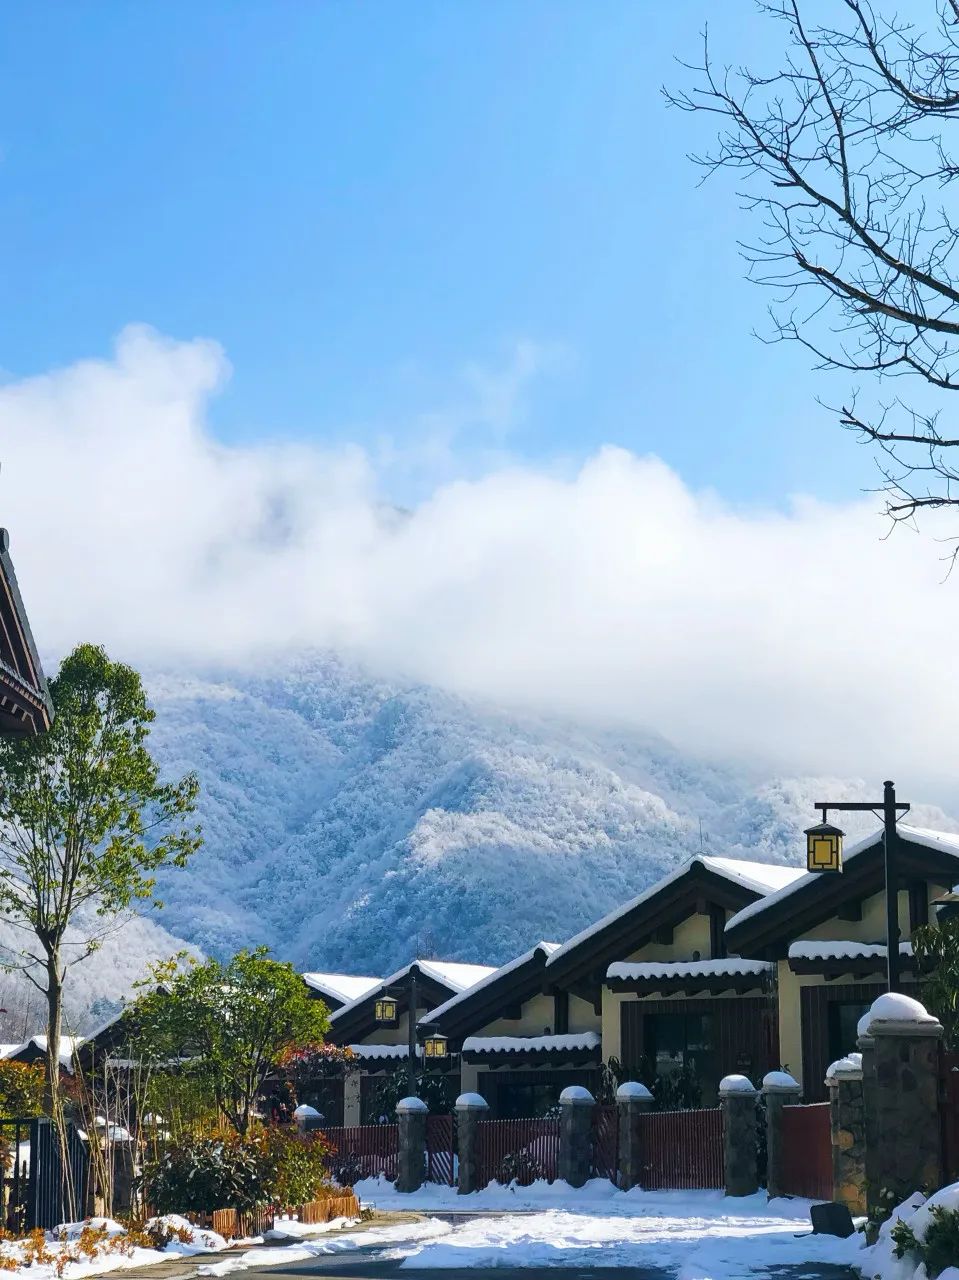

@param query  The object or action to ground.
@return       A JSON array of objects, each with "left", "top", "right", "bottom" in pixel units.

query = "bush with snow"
[{"left": 864, "top": 1185, "right": 959, "bottom": 1280}]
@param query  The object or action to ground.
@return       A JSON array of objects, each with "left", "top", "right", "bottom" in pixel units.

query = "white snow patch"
[
  {"left": 608, "top": 959, "right": 772, "bottom": 982},
  {"left": 462, "top": 1032, "right": 600, "bottom": 1055},
  {"left": 862, "top": 992, "right": 939, "bottom": 1032}
]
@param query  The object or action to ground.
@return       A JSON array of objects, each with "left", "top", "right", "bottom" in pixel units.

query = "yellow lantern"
[
  {"left": 804, "top": 821, "right": 844, "bottom": 873},
  {"left": 375, "top": 996, "right": 398, "bottom": 1023},
  {"left": 423, "top": 1033, "right": 448, "bottom": 1059}
]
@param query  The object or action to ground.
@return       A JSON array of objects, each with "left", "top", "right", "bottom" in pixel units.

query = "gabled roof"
[
  {"left": 544, "top": 855, "right": 805, "bottom": 989},
  {"left": 424, "top": 942, "right": 560, "bottom": 1042},
  {"left": 327, "top": 957, "right": 496, "bottom": 1045},
  {"left": 302, "top": 972, "right": 382, "bottom": 1010},
  {"left": 725, "top": 826, "right": 959, "bottom": 956},
  {"left": 3, "top": 1035, "right": 83, "bottom": 1069},
  {"left": 0, "top": 529, "right": 52, "bottom": 734}
]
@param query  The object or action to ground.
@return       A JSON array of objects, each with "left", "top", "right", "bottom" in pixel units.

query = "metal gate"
[
  {"left": 780, "top": 1103, "right": 833, "bottom": 1201},
  {"left": 28, "top": 1118, "right": 90, "bottom": 1230},
  {"left": 591, "top": 1104, "right": 618, "bottom": 1182},
  {"left": 638, "top": 1108, "right": 724, "bottom": 1189},
  {"left": 426, "top": 1114, "right": 455, "bottom": 1186}
]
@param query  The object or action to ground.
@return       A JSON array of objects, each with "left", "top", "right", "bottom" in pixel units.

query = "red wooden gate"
[
  {"left": 780, "top": 1103, "right": 832, "bottom": 1201},
  {"left": 476, "top": 1117, "right": 559, "bottom": 1186},
  {"left": 426, "top": 1114, "right": 455, "bottom": 1186},
  {"left": 638, "top": 1108, "right": 724, "bottom": 1189},
  {"left": 940, "top": 1051, "right": 959, "bottom": 1183},
  {"left": 591, "top": 1104, "right": 618, "bottom": 1182}
]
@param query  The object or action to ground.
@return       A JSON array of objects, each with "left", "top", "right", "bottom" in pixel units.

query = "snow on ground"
[
  {"left": 196, "top": 1220, "right": 452, "bottom": 1276},
  {"left": 353, "top": 1178, "right": 863, "bottom": 1274},
  {"left": 0, "top": 1215, "right": 229, "bottom": 1280}
]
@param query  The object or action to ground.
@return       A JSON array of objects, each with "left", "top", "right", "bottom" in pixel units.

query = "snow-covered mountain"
[
  {"left": 7, "top": 651, "right": 956, "bottom": 1035},
  {"left": 142, "top": 654, "right": 959, "bottom": 974}
]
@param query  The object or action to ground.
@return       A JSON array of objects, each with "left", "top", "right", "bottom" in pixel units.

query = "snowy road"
[{"left": 207, "top": 1186, "right": 864, "bottom": 1279}]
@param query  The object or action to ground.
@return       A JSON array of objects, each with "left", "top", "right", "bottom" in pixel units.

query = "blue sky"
[{"left": 0, "top": 1, "right": 869, "bottom": 506}]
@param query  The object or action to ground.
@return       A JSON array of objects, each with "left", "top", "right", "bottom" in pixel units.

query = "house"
[
  {"left": 542, "top": 856, "right": 807, "bottom": 1105},
  {"left": 725, "top": 825, "right": 959, "bottom": 1099},
  {"left": 326, "top": 959, "right": 496, "bottom": 1123},
  {"left": 425, "top": 942, "right": 602, "bottom": 1117},
  {"left": 2, "top": 1035, "right": 82, "bottom": 1072},
  {"left": 0, "top": 529, "right": 52, "bottom": 734}
]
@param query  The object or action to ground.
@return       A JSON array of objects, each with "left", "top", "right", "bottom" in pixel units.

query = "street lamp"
[
  {"left": 807, "top": 780, "right": 910, "bottom": 992},
  {"left": 375, "top": 996, "right": 398, "bottom": 1023},
  {"left": 422, "top": 1030, "right": 448, "bottom": 1060}
]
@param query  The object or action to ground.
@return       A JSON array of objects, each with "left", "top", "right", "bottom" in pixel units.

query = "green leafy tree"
[
  {"left": 914, "top": 917, "right": 959, "bottom": 1049},
  {"left": 133, "top": 948, "right": 331, "bottom": 1136},
  {"left": 0, "top": 643, "right": 200, "bottom": 1122}
]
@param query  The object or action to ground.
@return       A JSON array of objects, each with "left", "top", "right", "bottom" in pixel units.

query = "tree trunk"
[{"left": 44, "top": 947, "right": 64, "bottom": 1118}]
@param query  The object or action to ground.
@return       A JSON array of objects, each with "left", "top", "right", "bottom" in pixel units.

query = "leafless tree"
[{"left": 666, "top": 1, "right": 959, "bottom": 555}]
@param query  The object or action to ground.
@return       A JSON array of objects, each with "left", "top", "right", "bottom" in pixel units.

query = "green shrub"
[
  {"left": 892, "top": 1205, "right": 959, "bottom": 1278},
  {"left": 143, "top": 1135, "right": 265, "bottom": 1214},
  {"left": 259, "top": 1128, "right": 333, "bottom": 1210},
  {"left": 142, "top": 1127, "right": 333, "bottom": 1214}
]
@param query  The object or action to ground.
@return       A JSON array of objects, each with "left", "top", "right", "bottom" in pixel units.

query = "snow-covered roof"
[
  {"left": 546, "top": 855, "right": 804, "bottom": 970},
  {"left": 302, "top": 972, "right": 382, "bottom": 1004},
  {"left": 347, "top": 1043, "right": 423, "bottom": 1060},
  {"left": 727, "top": 826, "right": 959, "bottom": 936},
  {"left": 461, "top": 1032, "right": 601, "bottom": 1056},
  {"left": 331, "top": 958, "right": 497, "bottom": 1023},
  {"left": 788, "top": 940, "right": 913, "bottom": 962},
  {"left": 607, "top": 957, "right": 773, "bottom": 982},
  {"left": 422, "top": 943, "right": 560, "bottom": 1027},
  {"left": 2, "top": 1035, "right": 83, "bottom": 1067}
]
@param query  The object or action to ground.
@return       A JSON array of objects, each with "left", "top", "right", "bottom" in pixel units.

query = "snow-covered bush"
[{"left": 864, "top": 1185, "right": 959, "bottom": 1280}]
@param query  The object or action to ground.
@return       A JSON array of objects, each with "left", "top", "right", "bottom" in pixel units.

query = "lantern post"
[
  {"left": 407, "top": 969, "right": 418, "bottom": 1095},
  {"left": 806, "top": 780, "right": 910, "bottom": 993}
]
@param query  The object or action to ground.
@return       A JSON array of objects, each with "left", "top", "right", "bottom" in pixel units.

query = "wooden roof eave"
[
  {"left": 327, "top": 966, "right": 459, "bottom": 1046},
  {"left": 726, "top": 839, "right": 959, "bottom": 955},
  {"left": 462, "top": 1046, "right": 600, "bottom": 1069},
  {"left": 605, "top": 973, "right": 774, "bottom": 998},
  {"left": 0, "top": 529, "right": 52, "bottom": 734},
  {"left": 545, "top": 863, "right": 763, "bottom": 990},
  {"left": 430, "top": 950, "right": 550, "bottom": 1040},
  {"left": 787, "top": 954, "right": 921, "bottom": 980}
]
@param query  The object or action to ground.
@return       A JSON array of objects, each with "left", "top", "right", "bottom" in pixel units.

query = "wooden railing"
[{"left": 638, "top": 1108, "right": 724, "bottom": 1189}]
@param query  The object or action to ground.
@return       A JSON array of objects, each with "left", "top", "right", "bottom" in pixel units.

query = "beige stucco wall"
[
  {"left": 620, "top": 913, "right": 712, "bottom": 964},
  {"left": 462, "top": 991, "right": 601, "bottom": 1040},
  {"left": 775, "top": 879, "right": 951, "bottom": 1092}
]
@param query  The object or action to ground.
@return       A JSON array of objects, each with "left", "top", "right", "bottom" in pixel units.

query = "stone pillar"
[
  {"left": 857, "top": 1022, "right": 879, "bottom": 1221},
  {"left": 867, "top": 995, "right": 943, "bottom": 1219},
  {"left": 558, "top": 1086, "right": 595, "bottom": 1189},
  {"left": 344, "top": 1068, "right": 362, "bottom": 1126},
  {"left": 762, "top": 1070, "right": 801, "bottom": 1200},
  {"left": 616, "top": 1081, "right": 654, "bottom": 1190},
  {"left": 395, "top": 1096, "right": 428, "bottom": 1193},
  {"left": 294, "top": 1104, "right": 324, "bottom": 1133},
  {"left": 826, "top": 1055, "right": 865, "bottom": 1216},
  {"left": 110, "top": 1143, "right": 136, "bottom": 1216},
  {"left": 720, "top": 1074, "right": 759, "bottom": 1197},
  {"left": 455, "top": 1092, "right": 489, "bottom": 1196}
]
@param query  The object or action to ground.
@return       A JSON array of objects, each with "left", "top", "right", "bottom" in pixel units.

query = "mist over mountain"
[{"left": 7, "top": 651, "right": 954, "bottom": 1036}]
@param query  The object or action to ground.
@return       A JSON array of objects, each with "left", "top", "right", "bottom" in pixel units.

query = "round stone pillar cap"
[
  {"left": 559, "top": 1085, "right": 595, "bottom": 1106},
  {"left": 719, "top": 1073, "right": 758, "bottom": 1098},
  {"left": 293, "top": 1104, "right": 322, "bottom": 1117},
  {"left": 762, "top": 1070, "right": 800, "bottom": 1095},
  {"left": 826, "top": 1052, "right": 863, "bottom": 1084},
  {"left": 616, "top": 1081, "right": 653, "bottom": 1102},
  {"left": 455, "top": 1092, "right": 489, "bottom": 1111},
  {"left": 396, "top": 1096, "right": 429, "bottom": 1113},
  {"left": 862, "top": 992, "right": 943, "bottom": 1038}
]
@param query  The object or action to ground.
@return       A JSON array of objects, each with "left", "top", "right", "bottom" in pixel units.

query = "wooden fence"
[
  {"left": 637, "top": 1108, "right": 724, "bottom": 1189},
  {"left": 321, "top": 1123, "right": 398, "bottom": 1181},
  {"left": 476, "top": 1116, "right": 559, "bottom": 1187},
  {"left": 780, "top": 1103, "right": 832, "bottom": 1202}
]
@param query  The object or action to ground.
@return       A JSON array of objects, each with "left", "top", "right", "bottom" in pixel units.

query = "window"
[
  {"left": 828, "top": 1000, "right": 871, "bottom": 1064},
  {"left": 646, "top": 1012, "right": 716, "bottom": 1098}
]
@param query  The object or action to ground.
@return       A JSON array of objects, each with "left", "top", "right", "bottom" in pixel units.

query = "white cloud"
[{"left": 3, "top": 325, "right": 956, "bottom": 791}]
